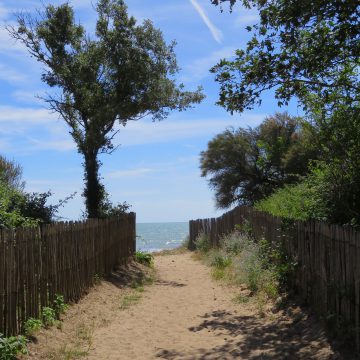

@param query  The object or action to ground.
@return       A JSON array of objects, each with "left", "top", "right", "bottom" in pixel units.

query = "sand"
[{"left": 23, "top": 252, "right": 342, "bottom": 359}]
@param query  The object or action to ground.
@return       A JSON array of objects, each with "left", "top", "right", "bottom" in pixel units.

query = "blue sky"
[{"left": 0, "top": 0, "right": 300, "bottom": 222}]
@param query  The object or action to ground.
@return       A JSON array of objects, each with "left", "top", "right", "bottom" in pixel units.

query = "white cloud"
[
  {"left": 68, "top": 0, "right": 92, "bottom": 8},
  {"left": 0, "top": 25, "right": 28, "bottom": 54},
  {"left": 28, "top": 138, "right": 76, "bottom": 152},
  {"left": 0, "top": 105, "right": 57, "bottom": 125},
  {"left": 116, "top": 114, "right": 264, "bottom": 147},
  {"left": 106, "top": 168, "right": 154, "bottom": 179},
  {"left": 0, "top": 138, "right": 10, "bottom": 151},
  {"left": 11, "top": 90, "right": 42, "bottom": 103},
  {"left": 0, "top": 105, "right": 74, "bottom": 152},
  {"left": 189, "top": 0, "right": 223, "bottom": 43},
  {"left": 235, "top": 11, "right": 259, "bottom": 27},
  {"left": 182, "top": 46, "right": 235, "bottom": 83},
  {"left": 0, "top": 105, "right": 265, "bottom": 153},
  {"left": 0, "top": 3, "right": 9, "bottom": 20},
  {"left": 0, "top": 63, "right": 27, "bottom": 82},
  {"left": 26, "top": 179, "right": 77, "bottom": 187}
]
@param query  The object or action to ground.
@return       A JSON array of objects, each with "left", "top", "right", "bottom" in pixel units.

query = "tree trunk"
[{"left": 83, "top": 150, "right": 103, "bottom": 218}]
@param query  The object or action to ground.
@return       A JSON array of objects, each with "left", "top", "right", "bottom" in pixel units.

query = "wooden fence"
[
  {"left": 189, "top": 206, "right": 360, "bottom": 349},
  {"left": 0, "top": 213, "right": 136, "bottom": 336}
]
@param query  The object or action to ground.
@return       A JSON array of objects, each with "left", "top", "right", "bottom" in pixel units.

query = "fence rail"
[
  {"left": 0, "top": 213, "right": 136, "bottom": 336},
  {"left": 189, "top": 206, "right": 360, "bottom": 349}
]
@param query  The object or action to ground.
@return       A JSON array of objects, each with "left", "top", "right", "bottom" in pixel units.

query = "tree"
[
  {"left": 200, "top": 113, "right": 317, "bottom": 208},
  {"left": 0, "top": 155, "right": 25, "bottom": 191},
  {"left": 256, "top": 157, "right": 360, "bottom": 226},
  {"left": 9, "top": 0, "right": 204, "bottom": 218},
  {"left": 0, "top": 180, "right": 38, "bottom": 228},
  {"left": 20, "top": 191, "right": 76, "bottom": 224},
  {"left": 0, "top": 155, "right": 75, "bottom": 226},
  {"left": 210, "top": 0, "right": 359, "bottom": 113},
  {"left": 210, "top": 0, "right": 360, "bottom": 225}
]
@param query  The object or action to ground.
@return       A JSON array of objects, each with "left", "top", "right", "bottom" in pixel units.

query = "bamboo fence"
[
  {"left": 189, "top": 206, "right": 360, "bottom": 349},
  {"left": 0, "top": 213, "right": 136, "bottom": 336}
]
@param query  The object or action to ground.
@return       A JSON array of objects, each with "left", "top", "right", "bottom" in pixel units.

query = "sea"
[{"left": 136, "top": 222, "right": 189, "bottom": 253}]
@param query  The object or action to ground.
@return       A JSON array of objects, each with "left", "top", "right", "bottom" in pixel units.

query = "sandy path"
[{"left": 86, "top": 253, "right": 338, "bottom": 360}]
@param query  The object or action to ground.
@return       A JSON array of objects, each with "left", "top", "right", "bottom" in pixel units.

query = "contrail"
[{"left": 189, "top": 0, "right": 223, "bottom": 43}]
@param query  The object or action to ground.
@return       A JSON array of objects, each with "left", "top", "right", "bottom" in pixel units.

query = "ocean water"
[{"left": 136, "top": 222, "right": 189, "bottom": 253}]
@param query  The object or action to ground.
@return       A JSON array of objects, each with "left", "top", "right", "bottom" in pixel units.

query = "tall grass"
[{"left": 195, "top": 230, "right": 281, "bottom": 302}]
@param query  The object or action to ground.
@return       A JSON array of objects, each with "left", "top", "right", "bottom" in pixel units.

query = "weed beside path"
[{"left": 21, "top": 252, "right": 342, "bottom": 359}]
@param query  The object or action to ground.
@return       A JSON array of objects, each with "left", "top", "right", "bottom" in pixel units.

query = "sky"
[{"left": 0, "top": 0, "right": 300, "bottom": 223}]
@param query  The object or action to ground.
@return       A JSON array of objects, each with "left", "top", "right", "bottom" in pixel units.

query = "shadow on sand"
[
  {"left": 105, "top": 261, "right": 151, "bottom": 288},
  {"left": 105, "top": 261, "right": 186, "bottom": 289},
  {"left": 156, "top": 308, "right": 353, "bottom": 360}
]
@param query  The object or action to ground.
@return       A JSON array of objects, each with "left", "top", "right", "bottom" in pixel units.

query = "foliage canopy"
[
  {"left": 210, "top": 0, "right": 359, "bottom": 113},
  {"left": 200, "top": 113, "right": 318, "bottom": 208},
  {"left": 0, "top": 155, "right": 25, "bottom": 191},
  {"left": 9, "top": 0, "right": 204, "bottom": 218},
  {"left": 210, "top": 0, "right": 360, "bottom": 226},
  {"left": 0, "top": 157, "right": 74, "bottom": 228}
]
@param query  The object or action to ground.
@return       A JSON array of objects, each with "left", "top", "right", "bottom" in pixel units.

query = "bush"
[
  {"left": 195, "top": 233, "right": 210, "bottom": 253},
  {"left": 255, "top": 181, "right": 316, "bottom": 221},
  {"left": 209, "top": 252, "right": 231, "bottom": 269},
  {"left": 134, "top": 251, "right": 153, "bottom": 267},
  {"left": 255, "top": 160, "right": 360, "bottom": 226},
  {"left": 198, "top": 230, "right": 280, "bottom": 301},
  {"left": 24, "top": 318, "right": 42, "bottom": 337},
  {"left": 0, "top": 181, "right": 39, "bottom": 229},
  {"left": 0, "top": 334, "right": 27, "bottom": 360},
  {"left": 53, "top": 295, "right": 68, "bottom": 318},
  {"left": 238, "top": 246, "right": 262, "bottom": 291},
  {"left": 42, "top": 307, "right": 56, "bottom": 327},
  {"left": 221, "top": 231, "right": 249, "bottom": 255},
  {"left": 232, "top": 238, "right": 280, "bottom": 299}
]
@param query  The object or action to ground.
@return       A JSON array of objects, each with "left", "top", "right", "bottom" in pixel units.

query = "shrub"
[
  {"left": 94, "top": 274, "right": 102, "bottom": 285},
  {"left": 198, "top": 229, "right": 281, "bottom": 301},
  {"left": 24, "top": 318, "right": 42, "bottom": 337},
  {"left": 42, "top": 307, "right": 56, "bottom": 327},
  {"left": 0, "top": 334, "right": 27, "bottom": 360},
  {"left": 221, "top": 231, "right": 249, "bottom": 255},
  {"left": 195, "top": 232, "right": 210, "bottom": 253},
  {"left": 134, "top": 251, "right": 154, "bottom": 267},
  {"left": 53, "top": 294, "right": 68, "bottom": 318},
  {"left": 234, "top": 243, "right": 263, "bottom": 291},
  {"left": 0, "top": 181, "right": 39, "bottom": 229},
  {"left": 255, "top": 182, "right": 314, "bottom": 221},
  {"left": 234, "top": 220, "right": 253, "bottom": 236},
  {"left": 254, "top": 163, "right": 336, "bottom": 224},
  {"left": 209, "top": 253, "right": 231, "bottom": 269}
]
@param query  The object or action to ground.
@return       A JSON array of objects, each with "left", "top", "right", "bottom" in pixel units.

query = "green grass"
[
  {"left": 211, "top": 268, "right": 226, "bottom": 280},
  {"left": 47, "top": 346, "right": 88, "bottom": 360},
  {"left": 119, "top": 293, "right": 142, "bottom": 310}
]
